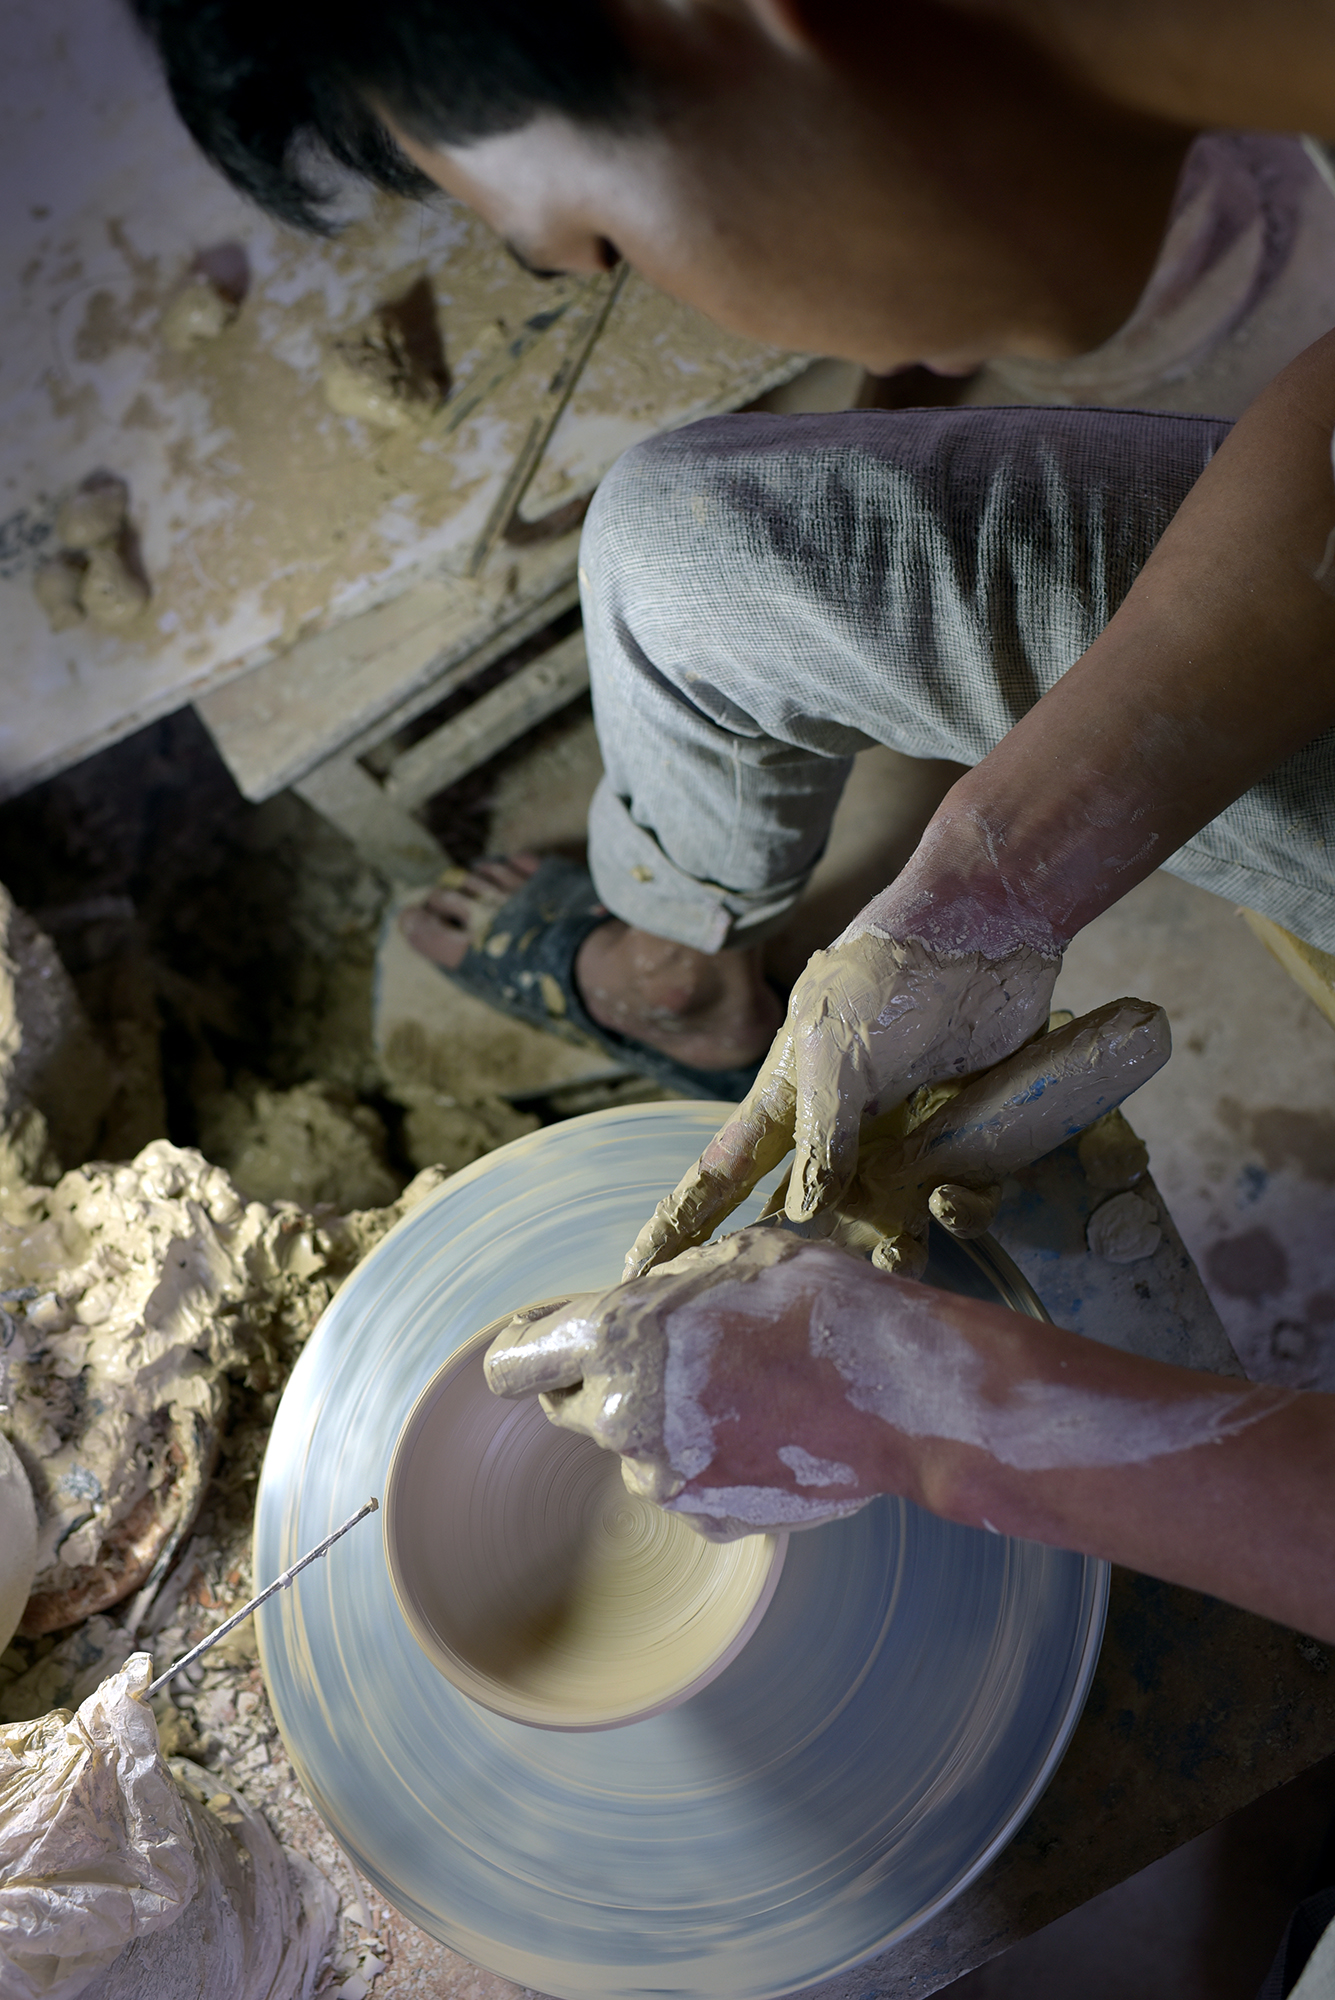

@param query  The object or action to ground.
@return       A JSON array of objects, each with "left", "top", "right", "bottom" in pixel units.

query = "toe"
[
  {"left": 400, "top": 904, "right": 470, "bottom": 969},
  {"left": 416, "top": 888, "right": 485, "bottom": 933},
  {"left": 402, "top": 856, "right": 545, "bottom": 973},
  {"left": 473, "top": 856, "right": 537, "bottom": 896}
]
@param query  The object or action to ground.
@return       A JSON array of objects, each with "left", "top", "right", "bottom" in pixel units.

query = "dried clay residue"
[
  {"left": 34, "top": 472, "right": 150, "bottom": 634},
  {"left": 0, "top": 1139, "right": 448, "bottom": 1635}
]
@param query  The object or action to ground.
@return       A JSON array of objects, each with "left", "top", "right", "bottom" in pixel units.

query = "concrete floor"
[
  {"left": 1056, "top": 875, "right": 1335, "bottom": 1393},
  {"left": 944, "top": 1754, "right": 1335, "bottom": 2000}
]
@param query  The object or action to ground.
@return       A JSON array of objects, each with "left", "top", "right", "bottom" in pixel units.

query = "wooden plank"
[
  {"left": 195, "top": 533, "right": 581, "bottom": 802},
  {"left": 466, "top": 267, "right": 629, "bottom": 575},
  {"left": 311, "top": 575, "right": 582, "bottom": 773},
  {"left": 1240, "top": 906, "right": 1335, "bottom": 1031},
  {"left": 386, "top": 631, "right": 590, "bottom": 808},
  {"left": 294, "top": 757, "right": 446, "bottom": 885}
]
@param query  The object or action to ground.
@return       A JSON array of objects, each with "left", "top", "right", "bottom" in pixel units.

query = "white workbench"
[{"left": 0, "top": 0, "right": 800, "bottom": 807}]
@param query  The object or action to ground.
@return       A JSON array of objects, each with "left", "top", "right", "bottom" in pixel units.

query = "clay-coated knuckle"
[{"left": 620, "top": 1455, "right": 682, "bottom": 1502}]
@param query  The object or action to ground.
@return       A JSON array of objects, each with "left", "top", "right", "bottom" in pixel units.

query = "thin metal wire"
[{"left": 145, "top": 1498, "right": 379, "bottom": 1698}]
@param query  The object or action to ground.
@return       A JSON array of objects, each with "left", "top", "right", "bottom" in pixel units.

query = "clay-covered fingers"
[
  {"left": 622, "top": 1039, "right": 798, "bottom": 1277},
  {"left": 776, "top": 932, "right": 919, "bottom": 1227},
  {"left": 533, "top": 1378, "right": 607, "bottom": 1443},
  {"left": 786, "top": 1027, "right": 871, "bottom": 1224},
  {"left": 861, "top": 1180, "right": 1000, "bottom": 1277},
  {"left": 869, "top": 1227, "right": 929, "bottom": 1278},
  {"left": 927, "top": 1181, "right": 1003, "bottom": 1239},
  {"left": 482, "top": 1292, "right": 604, "bottom": 1398}
]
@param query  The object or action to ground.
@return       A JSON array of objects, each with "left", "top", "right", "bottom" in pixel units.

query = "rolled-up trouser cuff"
[{"left": 587, "top": 779, "right": 813, "bottom": 952}]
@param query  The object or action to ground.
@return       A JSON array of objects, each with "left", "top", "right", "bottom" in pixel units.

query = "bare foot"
[
  {"left": 574, "top": 921, "right": 780, "bottom": 1073},
  {"left": 399, "top": 856, "right": 781, "bottom": 1073}
]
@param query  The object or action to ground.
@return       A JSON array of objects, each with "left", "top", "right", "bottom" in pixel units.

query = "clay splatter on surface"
[
  {"left": 1217, "top": 1099, "right": 1335, "bottom": 1188},
  {"left": 322, "top": 277, "right": 451, "bottom": 432},
  {"left": 4, "top": 155, "right": 797, "bottom": 796},
  {"left": 161, "top": 272, "right": 241, "bottom": 352},
  {"left": 1205, "top": 1225, "right": 1292, "bottom": 1303},
  {"left": 1087, "top": 1190, "right": 1164, "bottom": 1264},
  {"left": 33, "top": 471, "right": 151, "bottom": 633},
  {"left": 31, "top": 552, "right": 85, "bottom": 631},
  {"left": 54, "top": 472, "right": 129, "bottom": 550}
]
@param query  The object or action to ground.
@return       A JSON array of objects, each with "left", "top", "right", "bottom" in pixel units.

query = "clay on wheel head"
[{"left": 385, "top": 1326, "right": 785, "bottom": 1729}]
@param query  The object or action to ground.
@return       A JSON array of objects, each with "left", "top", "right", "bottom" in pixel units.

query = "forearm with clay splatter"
[
  {"left": 489, "top": 1229, "right": 1335, "bottom": 1640},
  {"left": 828, "top": 1257, "right": 1335, "bottom": 1644}
]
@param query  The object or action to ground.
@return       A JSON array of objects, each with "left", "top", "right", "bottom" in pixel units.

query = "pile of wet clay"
[{"left": 0, "top": 876, "right": 467, "bottom": 2000}]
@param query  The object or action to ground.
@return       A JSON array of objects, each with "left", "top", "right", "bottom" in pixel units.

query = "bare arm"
[
  {"left": 487, "top": 1229, "right": 1335, "bottom": 1643},
  {"left": 895, "top": 324, "right": 1335, "bottom": 956},
  {"left": 630, "top": 331, "right": 1335, "bottom": 1270}
]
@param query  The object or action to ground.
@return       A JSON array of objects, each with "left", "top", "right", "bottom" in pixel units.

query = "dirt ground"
[
  {"left": 0, "top": 707, "right": 390, "bottom": 1168},
  {"left": 0, "top": 697, "right": 652, "bottom": 1205}
]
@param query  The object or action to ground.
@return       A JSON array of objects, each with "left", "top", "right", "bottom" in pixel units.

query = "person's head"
[{"left": 129, "top": 1, "right": 1335, "bottom": 374}]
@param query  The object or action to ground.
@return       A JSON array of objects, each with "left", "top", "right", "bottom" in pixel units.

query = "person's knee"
[
  {"left": 583, "top": 416, "right": 791, "bottom": 607},
  {"left": 582, "top": 428, "right": 720, "bottom": 609},
  {"left": 580, "top": 428, "right": 751, "bottom": 725}
]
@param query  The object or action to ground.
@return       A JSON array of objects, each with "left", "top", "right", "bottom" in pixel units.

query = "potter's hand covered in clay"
[
  {"left": 483, "top": 1219, "right": 1312, "bottom": 1580},
  {"left": 485, "top": 1229, "right": 900, "bottom": 1540},
  {"left": 483, "top": 1226, "right": 1335, "bottom": 1652},
  {"left": 764, "top": 996, "right": 1171, "bottom": 1278},
  {"left": 625, "top": 919, "right": 1059, "bottom": 1278}
]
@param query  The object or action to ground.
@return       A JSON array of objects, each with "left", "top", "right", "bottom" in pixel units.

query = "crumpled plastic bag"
[
  {"left": 1, "top": 1654, "right": 336, "bottom": 2000},
  {"left": 0, "top": 1654, "right": 193, "bottom": 1999}
]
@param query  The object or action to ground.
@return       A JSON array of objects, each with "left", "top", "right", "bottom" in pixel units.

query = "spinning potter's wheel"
[{"left": 255, "top": 1103, "right": 1107, "bottom": 2000}]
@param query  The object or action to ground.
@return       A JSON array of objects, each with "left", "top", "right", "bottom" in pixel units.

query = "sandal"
[{"left": 414, "top": 854, "right": 766, "bottom": 1102}]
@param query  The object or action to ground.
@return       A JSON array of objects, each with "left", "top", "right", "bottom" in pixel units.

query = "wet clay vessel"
[{"left": 384, "top": 1322, "right": 785, "bottom": 1729}]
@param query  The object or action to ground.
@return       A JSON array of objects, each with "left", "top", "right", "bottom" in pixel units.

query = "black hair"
[{"left": 127, "top": 1, "right": 638, "bottom": 230}]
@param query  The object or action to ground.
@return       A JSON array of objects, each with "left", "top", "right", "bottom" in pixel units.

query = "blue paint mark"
[
  {"left": 1238, "top": 1163, "right": 1268, "bottom": 1206},
  {"left": 60, "top": 1464, "right": 102, "bottom": 1502}
]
